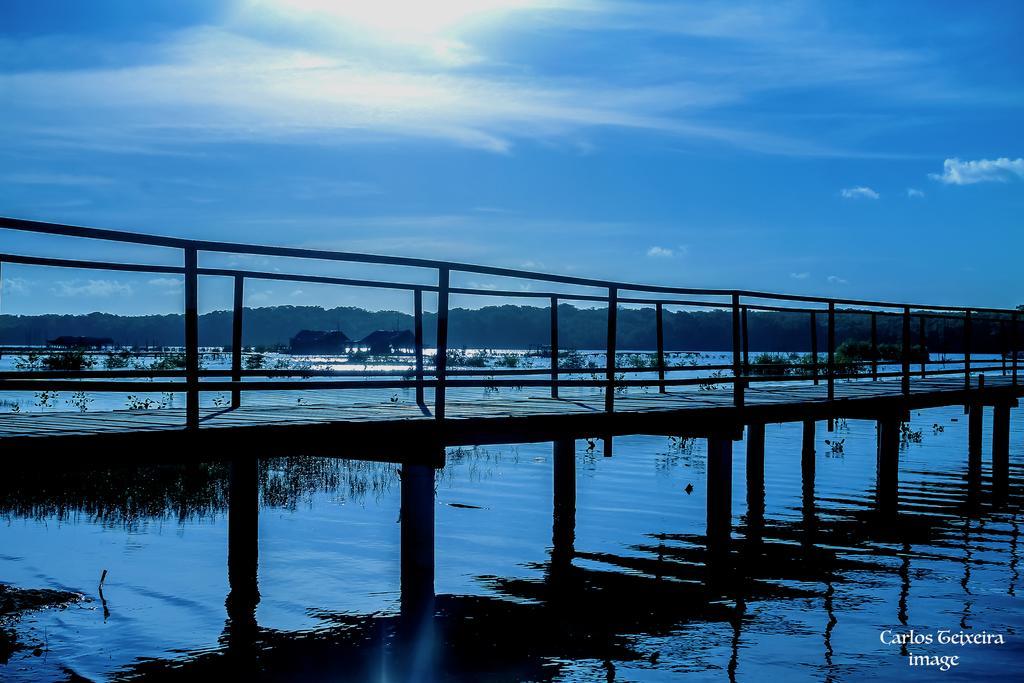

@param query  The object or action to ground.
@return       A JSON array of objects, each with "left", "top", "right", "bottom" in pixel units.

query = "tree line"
[{"left": 0, "top": 304, "right": 1017, "bottom": 353}]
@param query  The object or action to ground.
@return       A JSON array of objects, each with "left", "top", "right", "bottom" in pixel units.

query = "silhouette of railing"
[{"left": 0, "top": 216, "right": 1019, "bottom": 429}]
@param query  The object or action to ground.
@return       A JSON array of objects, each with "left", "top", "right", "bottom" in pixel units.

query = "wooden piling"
[
  {"left": 552, "top": 439, "right": 576, "bottom": 564},
  {"left": 802, "top": 419, "right": 816, "bottom": 467},
  {"left": 876, "top": 417, "right": 900, "bottom": 514},
  {"left": 706, "top": 434, "right": 733, "bottom": 549},
  {"left": 227, "top": 457, "right": 260, "bottom": 618},
  {"left": 400, "top": 462, "right": 435, "bottom": 620},
  {"left": 993, "top": 402, "right": 1011, "bottom": 499},
  {"left": 745, "top": 423, "right": 765, "bottom": 536}
]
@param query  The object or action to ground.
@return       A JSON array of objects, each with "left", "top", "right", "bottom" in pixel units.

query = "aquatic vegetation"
[
  {"left": 497, "top": 352, "right": 522, "bottom": 368},
  {"left": 151, "top": 353, "right": 187, "bottom": 371},
  {"left": 558, "top": 349, "right": 587, "bottom": 369},
  {"left": 125, "top": 395, "right": 156, "bottom": 410},
  {"left": 103, "top": 349, "right": 137, "bottom": 369},
  {"left": 900, "top": 422, "right": 924, "bottom": 447},
  {"left": 33, "top": 391, "right": 58, "bottom": 408},
  {"left": 66, "top": 392, "right": 94, "bottom": 412},
  {"left": 824, "top": 438, "right": 845, "bottom": 455},
  {"left": 699, "top": 370, "right": 725, "bottom": 391}
]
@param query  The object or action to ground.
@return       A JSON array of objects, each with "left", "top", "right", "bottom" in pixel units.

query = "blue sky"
[{"left": 1, "top": 0, "right": 1022, "bottom": 315}]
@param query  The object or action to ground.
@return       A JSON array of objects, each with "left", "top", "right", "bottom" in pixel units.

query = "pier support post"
[
  {"left": 706, "top": 433, "right": 733, "bottom": 552},
  {"left": 802, "top": 420, "right": 816, "bottom": 469},
  {"left": 993, "top": 402, "right": 1011, "bottom": 501},
  {"left": 401, "top": 463, "right": 436, "bottom": 625},
  {"left": 399, "top": 460, "right": 438, "bottom": 680},
  {"left": 876, "top": 417, "right": 900, "bottom": 515},
  {"left": 968, "top": 403, "right": 983, "bottom": 486},
  {"left": 745, "top": 423, "right": 765, "bottom": 539},
  {"left": 801, "top": 421, "right": 816, "bottom": 541},
  {"left": 227, "top": 458, "right": 260, "bottom": 628},
  {"left": 552, "top": 439, "right": 576, "bottom": 568}
]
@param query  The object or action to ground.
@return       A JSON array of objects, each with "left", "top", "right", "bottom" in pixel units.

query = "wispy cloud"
[
  {"left": 646, "top": 246, "right": 674, "bottom": 258},
  {"left": 2, "top": 277, "right": 32, "bottom": 294},
  {"left": 147, "top": 277, "right": 183, "bottom": 295},
  {"left": 906, "top": 187, "right": 925, "bottom": 198},
  {"left": 789, "top": 272, "right": 810, "bottom": 280},
  {"left": 1, "top": 173, "right": 116, "bottom": 186},
  {"left": 0, "top": 0, "right": 956, "bottom": 159},
  {"left": 52, "top": 279, "right": 133, "bottom": 297},
  {"left": 827, "top": 275, "right": 848, "bottom": 285},
  {"left": 840, "top": 186, "right": 879, "bottom": 199},
  {"left": 929, "top": 157, "right": 1024, "bottom": 185}
]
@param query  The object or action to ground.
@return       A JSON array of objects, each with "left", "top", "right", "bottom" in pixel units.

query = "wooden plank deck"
[{"left": 0, "top": 375, "right": 1019, "bottom": 463}]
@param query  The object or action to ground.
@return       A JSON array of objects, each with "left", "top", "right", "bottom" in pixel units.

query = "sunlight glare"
[{"left": 267, "top": 0, "right": 540, "bottom": 39}]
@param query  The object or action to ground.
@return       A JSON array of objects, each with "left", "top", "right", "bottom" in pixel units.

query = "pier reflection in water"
[{"left": 0, "top": 404, "right": 1021, "bottom": 681}]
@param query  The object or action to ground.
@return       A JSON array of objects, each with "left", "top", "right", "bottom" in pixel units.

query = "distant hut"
[
  {"left": 288, "top": 330, "right": 351, "bottom": 355},
  {"left": 47, "top": 336, "right": 115, "bottom": 349},
  {"left": 358, "top": 330, "right": 415, "bottom": 355}
]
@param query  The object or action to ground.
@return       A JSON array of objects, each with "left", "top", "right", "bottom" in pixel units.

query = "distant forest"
[{"left": 0, "top": 304, "right": 1017, "bottom": 352}]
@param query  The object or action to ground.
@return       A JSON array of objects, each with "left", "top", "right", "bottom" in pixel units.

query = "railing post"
[
  {"left": 184, "top": 247, "right": 199, "bottom": 429},
  {"left": 435, "top": 269, "right": 449, "bottom": 420},
  {"left": 964, "top": 309, "right": 972, "bottom": 390},
  {"left": 901, "top": 306, "right": 911, "bottom": 395},
  {"left": 656, "top": 302, "right": 666, "bottom": 393},
  {"left": 414, "top": 288, "right": 425, "bottom": 406},
  {"left": 741, "top": 306, "right": 750, "bottom": 376},
  {"left": 231, "top": 275, "right": 244, "bottom": 409},
  {"left": 827, "top": 302, "right": 835, "bottom": 403},
  {"left": 1000, "top": 320, "right": 1008, "bottom": 376},
  {"left": 732, "top": 293, "right": 744, "bottom": 408},
  {"left": 870, "top": 312, "right": 878, "bottom": 381},
  {"left": 1013, "top": 311, "right": 1019, "bottom": 386},
  {"left": 605, "top": 287, "right": 617, "bottom": 413},
  {"left": 810, "top": 311, "right": 819, "bottom": 385},
  {"left": 550, "top": 296, "right": 559, "bottom": 399},
  {"left": 919, "top": 315, "right": 927, "bottom": 378}
]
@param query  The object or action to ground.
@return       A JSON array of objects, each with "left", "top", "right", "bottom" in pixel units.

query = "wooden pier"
[
  {"left": 1, "top": 217, "right": 1021, "bottom": 535},
  {"left": 1, "top": 216, "right": 1021, "bottom": 648}
]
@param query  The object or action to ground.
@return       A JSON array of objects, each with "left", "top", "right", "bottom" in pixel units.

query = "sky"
[{"left": 0, "top": 0, "right": 1022, "bottom": 315}]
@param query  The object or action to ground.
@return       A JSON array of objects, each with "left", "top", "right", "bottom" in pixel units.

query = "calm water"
[{"left": 1, "top": 403, "right": 1022, "bottom": 681}]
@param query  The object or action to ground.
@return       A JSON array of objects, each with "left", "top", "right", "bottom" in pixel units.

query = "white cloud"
[
  {"left": 52, "top": 279, "right": 133, "bottom": 297},
  {"left": 789, "top": 272, "right": 810, "bottom": 280},
  {"left": 827, "top": 275, "right": 848, "bottom": 285},
  {"left": 929, "top": 157, "right": 1024, "bottom": 185},
  {"left": 840, "top": 186, "right": 879, "bottom": 199},
  {"left": 647, "top": 246, "right": 674, "bottom": 258},
  {"left": 2, "top": 277, "right": 32, "bottom": 294},
  {"left": 147, "top": 277, "right": 183, "bottom": 295},
  {"left": 906, "top": 187, "right": 925, "bottom": 198}
]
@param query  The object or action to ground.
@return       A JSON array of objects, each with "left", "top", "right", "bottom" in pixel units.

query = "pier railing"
[{"left": 0, "top": 217, "right": 1019, "bottom": 427}]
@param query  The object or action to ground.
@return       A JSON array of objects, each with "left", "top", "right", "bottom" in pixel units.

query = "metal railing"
[{"left": 0, "top": 216, "right": 1020, "bottom": 428}]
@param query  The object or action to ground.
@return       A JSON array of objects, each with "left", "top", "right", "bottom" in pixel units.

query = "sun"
[{"left": 264, "top": 0, "right": 540, "bottom": 40}]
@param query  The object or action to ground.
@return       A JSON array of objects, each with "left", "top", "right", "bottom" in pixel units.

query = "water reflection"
[{"left": 0, "top": 414, "right": 1021, "bottom": 681}]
